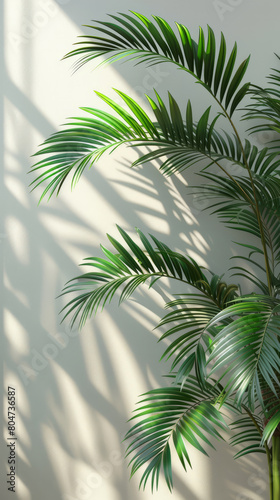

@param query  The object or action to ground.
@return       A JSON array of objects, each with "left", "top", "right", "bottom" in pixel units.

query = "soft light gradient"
[{"left": 2, "top": 1, "right": 279, "bottom": 499}]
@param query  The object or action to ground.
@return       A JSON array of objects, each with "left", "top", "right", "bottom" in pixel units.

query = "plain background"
[{"left": 2, "top": 0, "right": 280, "bottom": 499}]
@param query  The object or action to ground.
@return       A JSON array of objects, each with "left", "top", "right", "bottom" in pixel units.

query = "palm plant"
[{"left": 30, "top": 11, "right": 280, "bottom": 499}]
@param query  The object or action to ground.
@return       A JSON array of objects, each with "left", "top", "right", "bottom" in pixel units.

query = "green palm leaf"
[
  {"left": 207, "top": 295, "right": 280, "bottom": 407},
  {"left": 64, "top": 12, "right": 250, "bottom": 115},
  {"left": 230, "top": 411, "right": 266, "bottom": 458},
  {"left": 59, "top": 226, "right": 238, "bottom": 328},
  {"left": 124, "top": 376, "right": 228, "bottom": 491},
  {"left": 30, "top": 90, "right": 245, "bottom": 200},
  {"left": 157, "top": 283, "right": 238, "bottom": 377},
  {"left": 191, "top": 167, "right": 280, "bottom": 288},
  {"left": 262, "top": 408, "right": 280, "bottom": 443},
  {"left": 244, "top": 67, "right": 280, "bottom": 136}
]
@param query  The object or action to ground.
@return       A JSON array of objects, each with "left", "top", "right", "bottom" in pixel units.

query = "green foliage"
[
  {"left": 125, "top": 377, "right": 230, "bottom": 491},
  {"left": 31, "top": 11, "right": 280, "bottom": 496},
  {"left": 229, "top": 412, "right": 265, "bottom": 458},
  {"left": 60, "top": 226, "right": 237, "bottom": 328},
  {"left": 244, "top": 66, "right": 280, "bottom": 135}
]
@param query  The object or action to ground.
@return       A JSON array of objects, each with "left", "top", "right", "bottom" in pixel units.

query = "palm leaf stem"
[
  {"left": 149, "top": 274, "right": 221, "bottom": 306},
  {"left": 160, "top": 393, "right": 214, "bottom": 455},
  {"left": 255, "top": 309, "right": 276, "bottom": 380},
  {"left": 217, "top": 101, "right": 273, "bottom": 295},
  {"left": 125, "top": 382, "right": 227, "bottom": 491},
  {"left": 62, "top": 270, "right": 222, "bottom": 328},
  {"left": 165, "top": 55, "right": 273, "bottom": 290},
  {"left": 261, "top": 216, "right": 275, "bottom": 275},
  {"left": 244, "top": 406, "right": 272, "bottom": 490},
  {"left": 204, "top": 155, "right": 254, "bottom": 208},
  {"left": 135, "top": 137, "right": 254, "bottom": 208},
  {"left": 272, "top": 436, "right": 280, "bottom": 500}
]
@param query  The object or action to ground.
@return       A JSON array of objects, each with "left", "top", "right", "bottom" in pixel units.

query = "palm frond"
[
  {"left": 59, "top": 226, "right": 238, "bottom": 329},
  {"left": 261, "top": 383, "right": 280, "bottom": 443},
  {"left": 191, "top": 168, "right": 280, "bottom": 285},
  {"left": 207, "top": 295, "right": 280, "bottom": 407},
  {"left": 244, "top": 67, "right": 280, "bottom": 136},
  {"left": 230, "top": 411, "right": 266, "bottom": 458},
  {"left": 124, "top": 376, "right": 228, "bottom": 491},
  {"left": 157, "top": 284, "right": 238, "bottom": 378},
  {"left": 262, "top": 407, "right": 280, "bottom": 443},
  {"left": 230, "top": 255, "right": 270, "bottom": 295},
  {"left": 30, "top": 90, "right": 246, "bottom": 200},
  {"left": 64, "top": 12, "right": 250, "bottom": 116}
]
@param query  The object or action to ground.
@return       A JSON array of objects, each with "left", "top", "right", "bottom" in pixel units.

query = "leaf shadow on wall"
[{"left": 3, "top": 2, "right": 270, "bottom": 500}]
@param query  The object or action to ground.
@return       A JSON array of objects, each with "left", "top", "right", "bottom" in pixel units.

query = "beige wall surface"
[{"left": 1, "top": 0, "right": 279, "bottom": 499}]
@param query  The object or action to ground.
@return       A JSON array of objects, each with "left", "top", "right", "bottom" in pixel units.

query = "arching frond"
[
  {"left": 124, "top": 376, "right": 228, "bottom": 491},
  {"left": 64, "top": 12, "right": 250, "bottom": 116},
  {"left": 59, "top": 226, "right": 238, "bottom": 329},
  {"left": 30, "top": 90, "right": 245, "bottom": 200},
  {"left": 262, "top": 407, "right": 280, "bottom": 444},
  {"left": 157, "top": 283, "right": 238, "bottom": 377},
  {"left": 230, "top": 411, "right": 266, "bottom": 458},
  {"left": 244, "top": 67, "right": 280, "bottom": 136},
  {"left": 191, "top": 169, "right": 280, "bottom": 287},
  {"left": 207, "top": 295, "right": 280, "bottom": 407}
]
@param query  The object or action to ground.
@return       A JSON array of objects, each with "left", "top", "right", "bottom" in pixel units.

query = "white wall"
[{"left": 2, "top": 0, "right": 279, "bottom": 499}]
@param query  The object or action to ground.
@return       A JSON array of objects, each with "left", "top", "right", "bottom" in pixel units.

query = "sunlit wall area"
[{"left": 2, "top": 1, "right": 279, "bottom": 499}]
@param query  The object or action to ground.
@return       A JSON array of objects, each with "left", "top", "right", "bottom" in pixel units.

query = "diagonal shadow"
[{"left": 3, "top": 2, "right": 272, "bottom": 500}]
